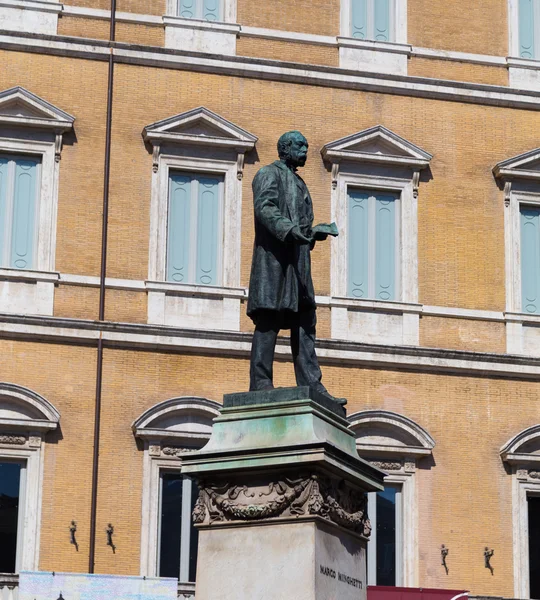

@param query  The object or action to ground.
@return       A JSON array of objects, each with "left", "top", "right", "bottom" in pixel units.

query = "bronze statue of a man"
[{"left": 247, "top": 131, "right": 344, "bottom": 405}]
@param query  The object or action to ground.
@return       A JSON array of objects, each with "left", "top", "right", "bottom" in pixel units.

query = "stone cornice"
[
  {"left": 4, "top": 31, "right": 540, "bottom": 111},
  {"left": 3, "top": 311, "right": 540, "bottom": 377}
]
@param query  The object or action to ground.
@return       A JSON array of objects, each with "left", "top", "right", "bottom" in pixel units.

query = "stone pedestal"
[{"left": 181, "top": 387, "right": 385, "bottom": 600}]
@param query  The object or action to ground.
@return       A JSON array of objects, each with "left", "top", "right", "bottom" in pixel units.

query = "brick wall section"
[
  {"left": 116, "top": 0, "right": 165, "bottom": 16},
  {"left": 19, "top": 340, "right": 530, "bottom": 594},
  {"left": 408, "top": 0, "right": 508, "bottom": 56},
  {"left": 420, "top": 316, "right": 507, "bottom": 353},
  {"left": 54, "top": 285, "right": 100, "bottom": 321},
  {"left": 0, "top": 51, "right": 106, "bottom": 277},
  {"left": 237, "top": 38, "right": 339, "bottom": 67},
  {"left": 57, "top": 16, "right": 111, "bottom": 40},
  {"left": 237, "top": 0, "right": 341, "bottom": 35},
  {"left": 104, "top": 64, "right": 540, "bottom": 310},
  {"left": 61, "top": 0, "right": 164, "bottom": 14},
  {"left": 409, "top": 57, "right": 509, "bottom": 87},
  {"left": 0, "top": 340, "right": 97, "bottom": 573},
  {"left": 3, "top": 50, "right": 538, "bottom": 315},
  {"left": 104, "top": 289, "right": 148, "bottom": 323},
  {"left": 116, "top": 22, "right": 165, "bottom": 46}
]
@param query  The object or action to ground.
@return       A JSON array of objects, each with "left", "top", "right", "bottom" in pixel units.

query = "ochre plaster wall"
[
  {"left": 420, "top": 317, "right": 507, "bottom": 354},
  {"left": 409, "top": 57, "right": 509, "bottom": 87},
  {"left": 9, "top": 338, "right": 529, "bottom": 595},
  {"left": 0, "top": 340, "right": 97, "bottom": 573},
  {"left": 0, "top": 50, "right": 106, "bottom": 278},
  {"left": 236, "top": 0, "right": 341, "bottom": 36},
  {"left": 407, "top": 0, "right": 508, "bottom": 56},
  {"left": 236, "top": 37, "right": 339, "bottom": 67},
  {"left": 105, "top": 62, "right": 524, "bottom": 311}
]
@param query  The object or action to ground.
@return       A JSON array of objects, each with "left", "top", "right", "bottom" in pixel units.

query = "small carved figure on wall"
[
  {"left": 441, "top": 544, "right": 449, "bottom": 574},
  {"left": 69, "top": 520, "right": 78, "bottom": 551},
  {"left": 484, "top": 547, "right": 494, "bottom": 574},
  {"left": 106, "top": 523, "right": 115, "bottom": 553},
  {"left": 247, "top": 131, "right": 344, "bottom": 405}
]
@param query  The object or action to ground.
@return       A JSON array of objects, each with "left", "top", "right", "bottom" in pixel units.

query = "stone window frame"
[
  {"left": 339, "top": 0, "right": 408, "bottom": 43},
  {"left": 0, "top": 382, "right": 60, "bottom": 573},
  {"left": 0, "top": 87, "right": 74, "bottom": 315},
  {"left": 143, "top": 107, "right": 257, "bottom": 331},
  {"left": 133, "top": 396, "right": 221, "bottom": 593},
  {"left": 165, "top": 0, "right": 237, "bottom": 22},
  {"left": 506, "top": 0, "right": 540, "bottom": 91},
  {"left": 500, "top": 424, "right": 540, "bottom": 599},
  {"left": 321, "top": 125, "right": 431, "bottom": 346},
  {"left": 348, "top": 409, "right": 435, "bottom": 587},
  {"left": 163, "top": 0, "right": 240, "bottom": 56},
  {"left": 493, "top": 148, "right": 540, "bottom": 355},
  {"left": 337, "top": 0, "right": 410, "bottom": 76},
  {"left": 0, "top": 0, "right": 62, "bottom": 36}
]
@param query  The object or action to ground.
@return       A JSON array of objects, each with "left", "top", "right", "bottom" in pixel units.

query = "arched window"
[
  {"left": 133, "top": 397, "right": 220, "bottom": 597},
  {"left": 0, "top": 382, "right": 60, "bottom": 573},
  {"left": 348, "top": 409, "right": 435, "bottom": 588},
  {"left": 501, "top": 424, "right": 540, "bottom": 599}
]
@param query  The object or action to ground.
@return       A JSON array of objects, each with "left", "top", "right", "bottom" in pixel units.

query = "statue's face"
[{"left": 288, "top": 134, "right": 308, "bottom": 167}]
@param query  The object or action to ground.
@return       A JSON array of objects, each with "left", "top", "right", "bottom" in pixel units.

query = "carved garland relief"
[
  {"left": 192, "top": 474, "right": 372, "bottom": 536},
  {"left": 0, "top": 434, "right": 27, "bottom": 445}
]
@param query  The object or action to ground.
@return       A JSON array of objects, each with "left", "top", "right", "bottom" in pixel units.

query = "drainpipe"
[{"left": 89, "top": 0, "right": 116, "bottom": 574}]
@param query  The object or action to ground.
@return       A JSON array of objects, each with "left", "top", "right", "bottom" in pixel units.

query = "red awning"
[{"left": 368, "top": 586, "right": 468, "bottom": 600}]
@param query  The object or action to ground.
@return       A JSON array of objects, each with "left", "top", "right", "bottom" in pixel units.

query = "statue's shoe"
[{"left": 316, "top": 389, "right": 347, "bottom": 407}]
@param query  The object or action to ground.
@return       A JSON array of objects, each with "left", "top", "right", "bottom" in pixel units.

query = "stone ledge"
[{"left": 223, "top": 386, "right": 345, "bottom": 418}]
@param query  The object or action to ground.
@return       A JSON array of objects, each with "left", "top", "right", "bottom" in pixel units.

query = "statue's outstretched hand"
[{"left": 288, "top": 226, "right": 312, "bottom": 245}]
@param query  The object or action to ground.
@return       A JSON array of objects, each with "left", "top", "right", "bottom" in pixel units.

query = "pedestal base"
[
  {"left": 195, "top": 520, "right": 366, "bottom": 600},
  {"left": 181, "top": 387, "right": 384, "bottom": 600}
]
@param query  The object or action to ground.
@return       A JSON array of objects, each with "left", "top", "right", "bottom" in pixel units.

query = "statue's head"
[{"left": 277, "top": 131, "right": 308, "bottom": 168}]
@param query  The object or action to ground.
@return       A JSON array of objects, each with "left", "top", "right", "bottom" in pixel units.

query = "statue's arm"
[{"left": 253, "top": 169, "right": 295, "bottom": 242}]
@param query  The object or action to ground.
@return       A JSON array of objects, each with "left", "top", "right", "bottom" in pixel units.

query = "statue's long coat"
[{"left": 247, "top": 160, "right": 316, "bottom": 320}]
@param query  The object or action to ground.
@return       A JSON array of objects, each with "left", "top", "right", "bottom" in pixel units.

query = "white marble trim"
[
  {"left": 0, "top": 0, "right": 61, "bottom": 13},
  {"left": 4, "top": 34, "right": 540, "bottom": 110},
  {"left": 162, "top": 15, "right": 240, "bottom": 34}
]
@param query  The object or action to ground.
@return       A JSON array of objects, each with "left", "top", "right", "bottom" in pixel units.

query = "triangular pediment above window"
[
  {"left": 0, "top": 87, "right": 75, "bottom": 131},
  {"left": 493, "top": 148, "right": 540, "bottom": 182},
  {"left": 321, "top": 125, "right": 432, "bottom": 169},
  {"left": 143, "top": 107, "right": 258, "bottom": 151}
]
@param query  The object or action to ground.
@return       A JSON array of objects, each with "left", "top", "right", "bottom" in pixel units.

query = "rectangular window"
[
  {"left": 528, "top": 495, "right": 540, "bottom": 599},
  {"left": 158, "top": 472, "right": 199, "bottom": 583},
  {"left": 367, "top": 484, "right": 402, "bottom": 586},
  {"left": 520, "top": 205, "right": 540, "bottom": 313},
  {"left": 348, "top": 188, "right": 400, "bottom": 301},
  {"left": 0, "top": 154, "right": 40, "bottom": 271},
  {"left": 350, "top": 0, "right": 393, "bottom": 42},
  {"left": 177, "top": 0, "right": 221, "bottom": 21},
  {"left": 167, "top": 171, "right": 223, "bottom": 286},
  {"left": 519, "top": 0, "right": 540, "bottom": 59},
  {"left": 0, "top": 461, "right": 25, "bottom": 574}
]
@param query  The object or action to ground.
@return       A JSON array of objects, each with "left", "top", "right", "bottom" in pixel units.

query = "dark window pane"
[
  {"left": 376, "top": 486, "right": 396, "bottom": 586},
  {"left": 158, "top": 473, "right": 200, "bottom": 583},
  {"left": 159, "top": 473, "right": 183, "bottom": 579},
  {"left": 189, "top": 480, "right": 199, "bottom": 582},
  {"left": 528, "top": 496, "right": 540, "bottom": 599},
  {"left": 0, "top": 462, "right": 21, "bottom": 573}
]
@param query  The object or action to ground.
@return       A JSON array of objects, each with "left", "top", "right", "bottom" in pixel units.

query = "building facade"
[{"left": 0, "top": 0, "right": 539, "bottom": 598}]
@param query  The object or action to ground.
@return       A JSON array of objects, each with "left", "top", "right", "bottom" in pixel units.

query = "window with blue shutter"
[
  {"left": 0, "top": 155, "right": 40, "bottom": 271},
  {"left": 350, "top": 0, "right": 393, "bottom": 42},
  {"left": 166, "top": 171, "right": 223, "bottom": 286},
  {"left": 178, "top": 0, "right": 221, "bottom": 21},
  {"left": 520, "top": 206, "right": 540, "bottom": 313},
  {"left": 519, "top": 0, "right": 537, "bottom": 58},
  {"left": 347, "top": 188, "right": 400, "bottom": 301}
]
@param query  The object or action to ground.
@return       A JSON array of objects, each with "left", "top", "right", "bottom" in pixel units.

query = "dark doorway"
[
  {"left": 529, "top": 495, "right": 540, "bottom": 599},
  {"left": 0, "top": 462, "right": 21, "bottom": 573}
]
